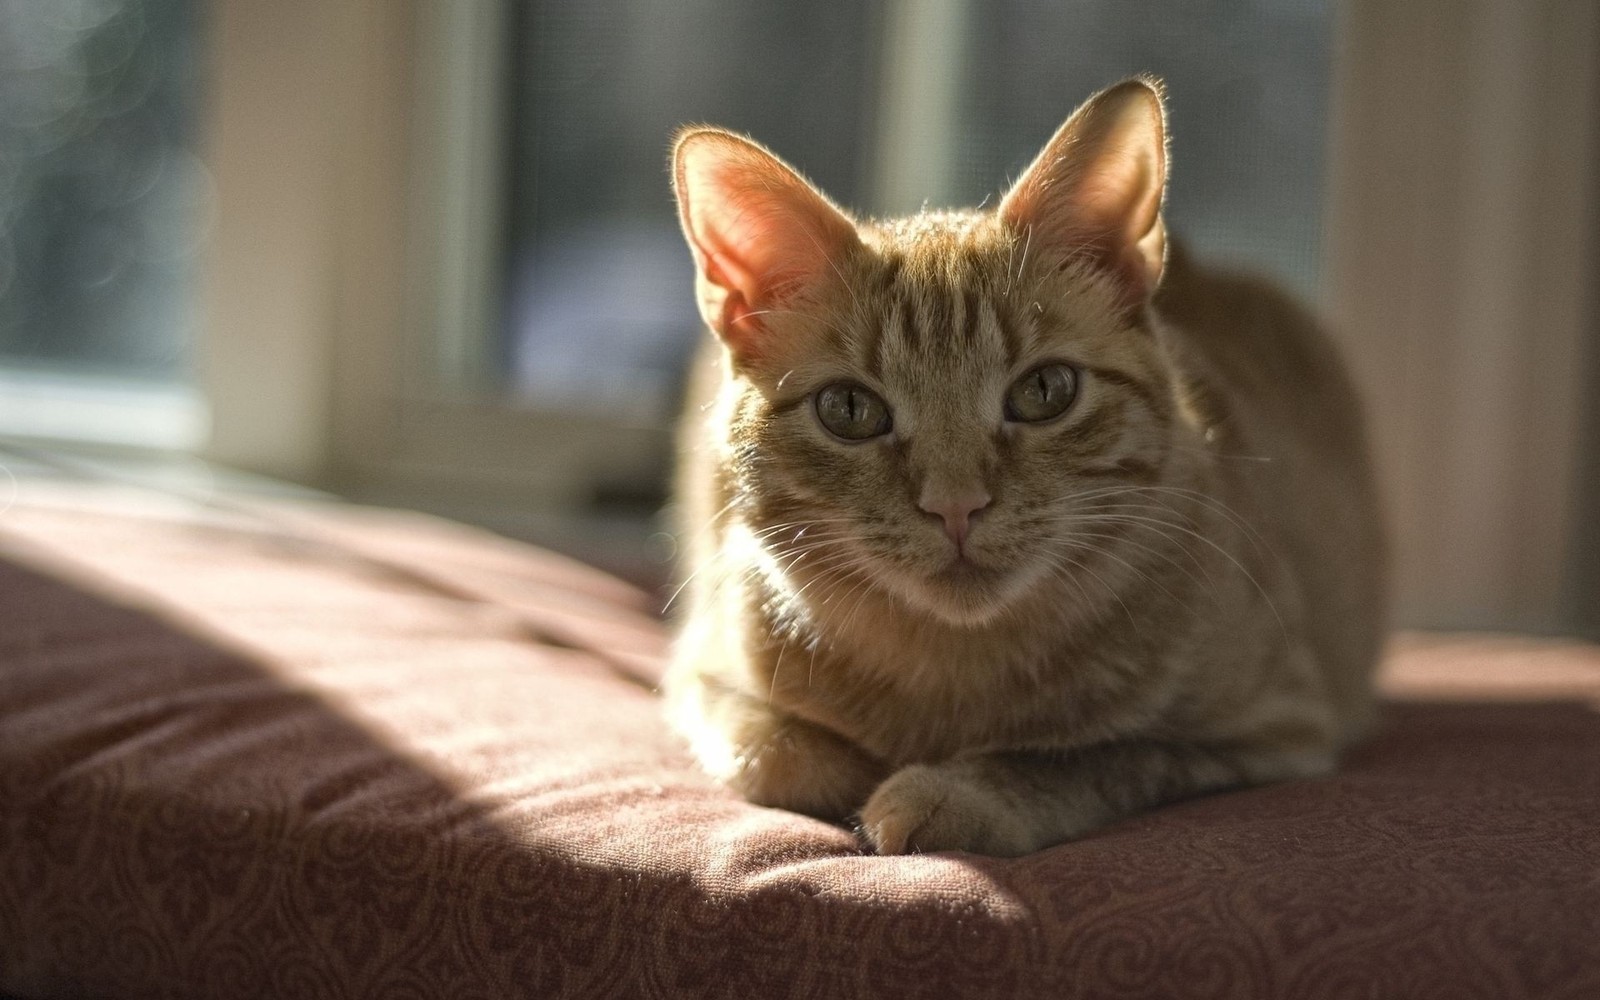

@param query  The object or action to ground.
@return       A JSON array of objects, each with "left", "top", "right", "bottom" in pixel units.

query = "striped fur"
[{"left": 666, "top": 80, "right": 1385, "bottom": 856}]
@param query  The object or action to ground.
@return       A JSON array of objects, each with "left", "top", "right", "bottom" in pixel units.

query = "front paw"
[
  {"left": 860, "top": 763, "right": 1040, "bottom": 857},
  {"left": 723, "top": 718, "right": 884, "bottom": 821},
  {"left": 670, "top": 676, "right": 884, "bottom": 821}
]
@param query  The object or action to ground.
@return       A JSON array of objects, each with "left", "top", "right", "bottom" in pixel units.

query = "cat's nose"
[{"left": 918, "top": 489, "right": 992, "bottom": 552}]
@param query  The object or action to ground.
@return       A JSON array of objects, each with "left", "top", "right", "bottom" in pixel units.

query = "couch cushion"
[{"left": 2, "top": 477, "right": 1598, "bottom": 999}]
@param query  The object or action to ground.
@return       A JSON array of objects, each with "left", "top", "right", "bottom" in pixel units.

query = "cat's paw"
[
  {"left": 725, "top": 717, "right": 883, "bottom": 821},
  {"left": 860, "top": 763, "right": 1040, "bottom": 857},
  {"left": 672, "top": 676, "right": 885, "bottom": 821}
]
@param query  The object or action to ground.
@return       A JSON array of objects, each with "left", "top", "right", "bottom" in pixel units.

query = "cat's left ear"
[
  {"left": 999, "top": 77, "right": 1168, "bottom": 311},
  {"left": 672, "top": 128, "right": 861, "bottom": 360}
]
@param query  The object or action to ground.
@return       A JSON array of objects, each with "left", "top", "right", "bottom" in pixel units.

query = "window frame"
[
  {"left": 198, "top": 0, "right": 1600, "bottom": 627},
  {"left": 200, "top": 0, "right": 670, "bottom": 562}
]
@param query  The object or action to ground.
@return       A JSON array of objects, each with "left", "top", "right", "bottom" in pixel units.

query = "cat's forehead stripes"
[
  {"left": 870, "top": 280, "right": 1012, "bottom": 394},
  {"left": 860, "top": 246, "right": 1020, "bottom": 385}
]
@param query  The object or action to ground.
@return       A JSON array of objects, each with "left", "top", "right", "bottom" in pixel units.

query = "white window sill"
[{"left": 0, "top": 369, "right": 209, "bottom": 452}]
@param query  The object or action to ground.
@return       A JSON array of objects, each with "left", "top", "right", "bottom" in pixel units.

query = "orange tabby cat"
[{"left": 664, "top": 78, "right": 1385, "bottom": 856}]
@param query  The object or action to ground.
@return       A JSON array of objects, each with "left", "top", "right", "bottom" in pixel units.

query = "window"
[
  {"left": 491, "top": 0, "right": 1330, "bottom": 427},
  {"left": 0, "top": 0, "right": 206, "bottom": 448},
  {"left": 500, "top": 1, "right": 882, "bottom": 421},
  {"left": 195, "top": 0, "right": 1600, "bottom": 630},
  {"left": 381, "top": 0, "right": 1329, "bottom": 557}
]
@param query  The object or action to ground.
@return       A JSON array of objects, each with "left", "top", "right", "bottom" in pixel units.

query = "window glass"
[
  {"left": 957, "top": 1, "right": 1330, "bottom": 296},
  {"left": 501, "top": 0, "right": 879, "bottom": 417},
  {"left": 0, "top": 0, "right": 205, "bottom": 383}
]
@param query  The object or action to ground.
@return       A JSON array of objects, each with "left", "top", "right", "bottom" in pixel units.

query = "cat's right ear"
[{"left": 672, "top": 128, "right": 860, "bottom": 360}]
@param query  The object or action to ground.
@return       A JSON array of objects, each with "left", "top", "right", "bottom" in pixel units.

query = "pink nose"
[{"left": 919, "top": 490, "right": 991, "bottom": 551}]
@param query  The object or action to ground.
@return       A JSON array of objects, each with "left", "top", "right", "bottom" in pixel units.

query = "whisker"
[
  {"left": 1045, "top": 550, "right": 1134, "bottom": 628},
  {"left": 1054, "top": 535, "right": 1194, "bottom": 618}
]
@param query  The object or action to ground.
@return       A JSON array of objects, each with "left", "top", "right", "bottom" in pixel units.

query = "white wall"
[{"left": 1326, "top": 0, "right": 1600, "bottom": 634}]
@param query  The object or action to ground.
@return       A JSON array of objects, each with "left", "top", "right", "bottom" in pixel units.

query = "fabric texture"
[{"left": 2, "top": 477, "right": 1598, "bottom": 999}]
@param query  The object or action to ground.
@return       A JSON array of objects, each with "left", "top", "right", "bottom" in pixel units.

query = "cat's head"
[{"left": 673, "top": 79, "right": 1186, "bottom": 627}]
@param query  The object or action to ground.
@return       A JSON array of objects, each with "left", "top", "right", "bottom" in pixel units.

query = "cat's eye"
[
  {"left": 814, "top": 383, "right": 893, "bottom": 441},
  {"left": 1005, "top": 363, "right": 1079, "bottom": 423}
]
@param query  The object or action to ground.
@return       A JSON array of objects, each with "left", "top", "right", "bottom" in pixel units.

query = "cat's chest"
[{"left": 781, "top": 618, "right": 1113, "bottom": 764}]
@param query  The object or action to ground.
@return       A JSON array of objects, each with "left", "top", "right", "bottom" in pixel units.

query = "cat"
[{"left": 663, "top": 77, "right": 1385, "bottom": 856}]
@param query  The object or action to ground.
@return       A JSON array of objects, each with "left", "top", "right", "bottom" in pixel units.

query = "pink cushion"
[{"left": 2, "top": 481, "right": 1597, "bottom": 999}]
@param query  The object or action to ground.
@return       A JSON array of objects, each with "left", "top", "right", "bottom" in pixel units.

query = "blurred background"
[{"left": 0, "top": 0, "right": 1595, "bottom": 638}]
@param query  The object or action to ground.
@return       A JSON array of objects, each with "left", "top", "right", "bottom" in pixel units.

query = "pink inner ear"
[
  {"left": 999, "top": 81, "right": 1168, "bottom": 307},
  {"left": 691, "top": 173, "right": 805, "bottom": 306},
  {"left": 675, "top": 131, "right": 859, "bottom": 352}
]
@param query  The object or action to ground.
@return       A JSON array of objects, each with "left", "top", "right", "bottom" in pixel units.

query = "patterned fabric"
[{"left": 2, "top": 480, "right": 1598, "bottom": 1000}]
